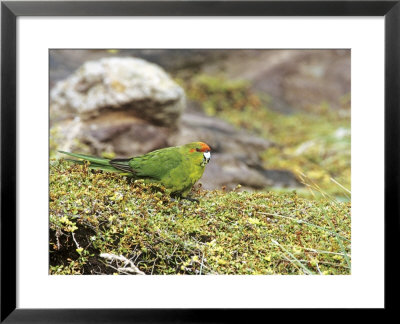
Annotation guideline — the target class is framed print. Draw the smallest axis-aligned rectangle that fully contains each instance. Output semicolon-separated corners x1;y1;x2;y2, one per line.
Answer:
1;0;399;321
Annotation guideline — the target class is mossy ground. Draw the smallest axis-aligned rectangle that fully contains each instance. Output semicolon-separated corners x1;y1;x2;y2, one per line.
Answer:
50;160;351;275
179;74;351;200
50;73;351;275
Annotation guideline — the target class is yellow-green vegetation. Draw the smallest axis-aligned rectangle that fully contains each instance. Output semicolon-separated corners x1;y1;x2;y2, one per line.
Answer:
50;160;351;275
182;75;351;199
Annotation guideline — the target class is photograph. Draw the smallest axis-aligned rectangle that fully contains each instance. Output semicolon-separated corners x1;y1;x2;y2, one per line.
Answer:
49;49;351;275
3;0;397;319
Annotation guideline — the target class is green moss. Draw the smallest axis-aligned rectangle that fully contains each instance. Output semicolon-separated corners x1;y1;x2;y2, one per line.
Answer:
50;160;351;275
49;126;62;158
182;74;351;199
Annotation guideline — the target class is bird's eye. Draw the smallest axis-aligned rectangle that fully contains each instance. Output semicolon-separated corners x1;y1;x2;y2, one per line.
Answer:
196;148;201;152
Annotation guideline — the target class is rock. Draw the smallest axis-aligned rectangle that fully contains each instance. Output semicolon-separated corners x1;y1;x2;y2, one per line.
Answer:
171;110;271;162
198;154;300;191
50;57;185;155
50;57;185;127
54;114;171;157
202;49;351;113
169;110;300;190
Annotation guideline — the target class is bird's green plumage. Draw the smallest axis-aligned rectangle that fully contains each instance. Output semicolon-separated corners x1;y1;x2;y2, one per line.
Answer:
59;142;211;197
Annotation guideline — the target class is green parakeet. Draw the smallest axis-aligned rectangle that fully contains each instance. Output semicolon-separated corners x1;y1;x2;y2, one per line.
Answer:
59;142;211;200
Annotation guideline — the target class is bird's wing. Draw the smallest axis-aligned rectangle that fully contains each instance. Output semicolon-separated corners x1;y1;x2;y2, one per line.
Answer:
108;159;133;173
110;147;182;180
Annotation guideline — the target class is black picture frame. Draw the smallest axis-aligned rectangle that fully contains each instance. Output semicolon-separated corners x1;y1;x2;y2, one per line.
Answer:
1;0;398;322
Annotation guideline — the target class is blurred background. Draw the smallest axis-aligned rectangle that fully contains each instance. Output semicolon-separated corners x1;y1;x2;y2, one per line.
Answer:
50;49;351;200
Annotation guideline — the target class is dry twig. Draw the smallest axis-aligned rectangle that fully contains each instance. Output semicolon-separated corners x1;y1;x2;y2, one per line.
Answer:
100;253;145;275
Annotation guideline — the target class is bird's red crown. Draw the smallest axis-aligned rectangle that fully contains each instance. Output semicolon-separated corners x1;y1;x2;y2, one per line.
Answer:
189;142;211;153
198;142;211;152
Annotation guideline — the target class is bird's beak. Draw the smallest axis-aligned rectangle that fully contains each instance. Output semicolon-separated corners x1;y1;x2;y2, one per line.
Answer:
203;151;211;164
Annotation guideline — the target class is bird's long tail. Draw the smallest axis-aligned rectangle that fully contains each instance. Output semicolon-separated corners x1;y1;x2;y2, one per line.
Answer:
58;151;125;173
